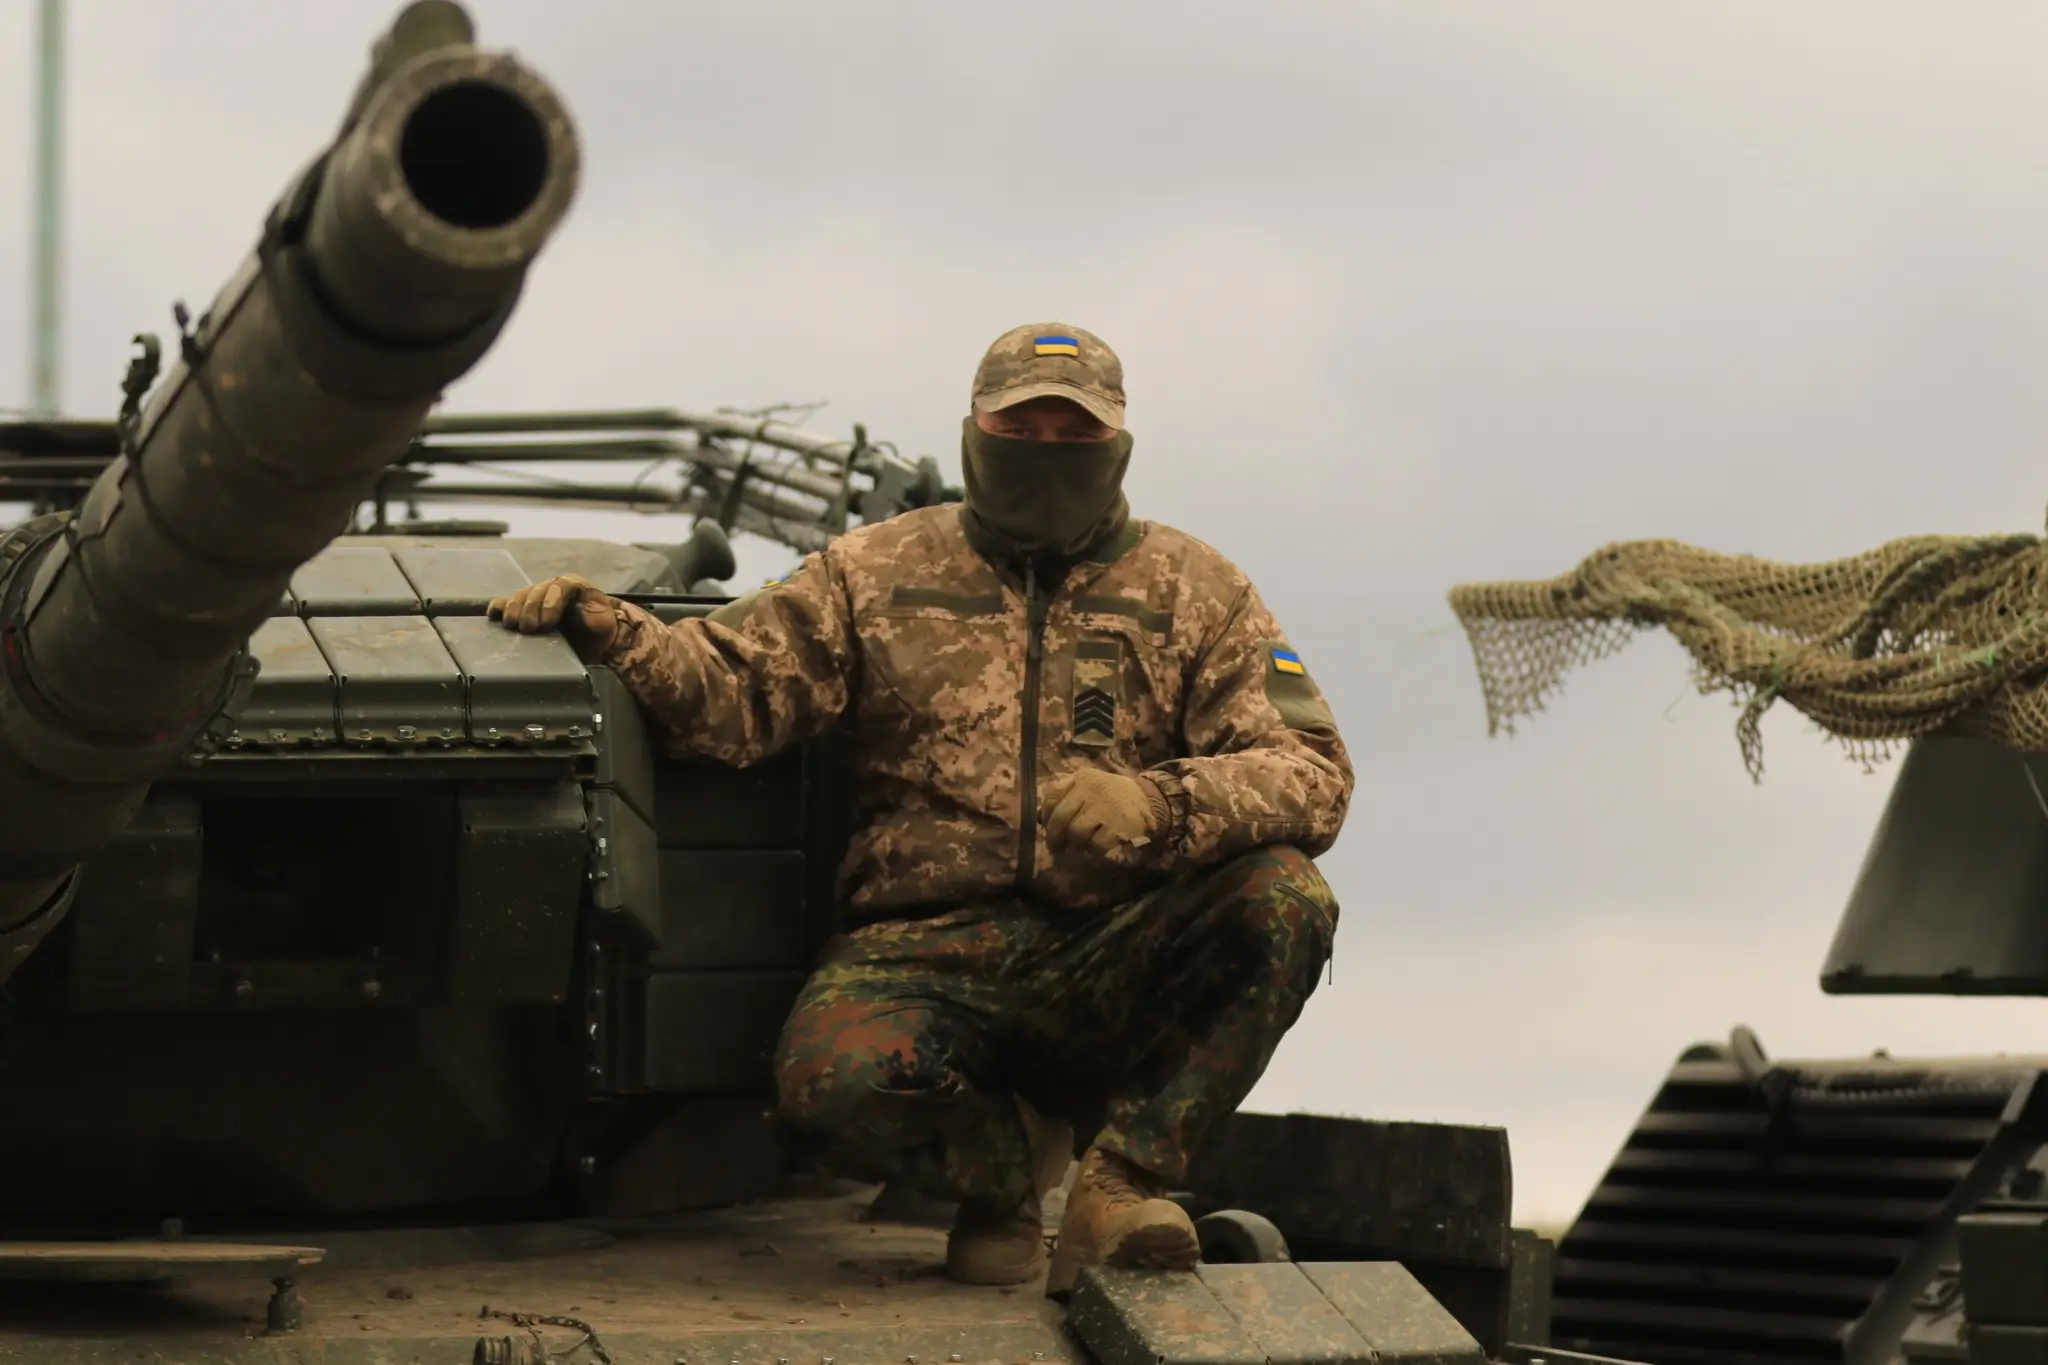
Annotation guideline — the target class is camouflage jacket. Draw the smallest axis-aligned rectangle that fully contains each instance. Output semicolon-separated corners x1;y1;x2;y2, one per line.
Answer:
598;507;1353;922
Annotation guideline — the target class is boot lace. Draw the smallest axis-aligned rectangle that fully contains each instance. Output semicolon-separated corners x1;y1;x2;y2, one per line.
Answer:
1083;1151;1150;1203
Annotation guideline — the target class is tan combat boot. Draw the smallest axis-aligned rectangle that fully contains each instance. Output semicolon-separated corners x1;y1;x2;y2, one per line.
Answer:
943;1097;1075;1286
1045;1147;1200;1298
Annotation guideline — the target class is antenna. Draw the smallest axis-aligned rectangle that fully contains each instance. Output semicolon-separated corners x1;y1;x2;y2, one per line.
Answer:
30;0;65;418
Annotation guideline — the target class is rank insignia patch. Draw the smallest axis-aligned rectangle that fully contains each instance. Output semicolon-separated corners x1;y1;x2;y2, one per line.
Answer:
1071;637;1122;748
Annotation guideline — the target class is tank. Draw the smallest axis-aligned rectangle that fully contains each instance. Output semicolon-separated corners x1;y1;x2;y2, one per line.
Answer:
0;8;1582;1361
1528;740;2048;1365
1443;551;2048;1362
0;412;1584;1365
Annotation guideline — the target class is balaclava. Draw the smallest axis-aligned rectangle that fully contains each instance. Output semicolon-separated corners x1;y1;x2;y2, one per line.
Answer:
961;322;1132;560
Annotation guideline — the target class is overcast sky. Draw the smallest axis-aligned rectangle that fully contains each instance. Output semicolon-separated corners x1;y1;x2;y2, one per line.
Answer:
8;1;2048;1225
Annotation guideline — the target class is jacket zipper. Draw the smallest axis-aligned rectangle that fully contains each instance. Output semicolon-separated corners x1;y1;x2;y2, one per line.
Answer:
1016;563;1048;891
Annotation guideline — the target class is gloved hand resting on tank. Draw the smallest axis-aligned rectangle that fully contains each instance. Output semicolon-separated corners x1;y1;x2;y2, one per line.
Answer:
1038;769;1170;861
487;574;623;663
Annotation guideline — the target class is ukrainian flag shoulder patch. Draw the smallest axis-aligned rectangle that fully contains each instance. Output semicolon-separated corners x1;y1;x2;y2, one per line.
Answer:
1271;646;1305;676
1034;335;1081;357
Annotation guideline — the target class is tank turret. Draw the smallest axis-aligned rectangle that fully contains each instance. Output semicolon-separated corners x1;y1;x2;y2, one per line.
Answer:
0;0;579;980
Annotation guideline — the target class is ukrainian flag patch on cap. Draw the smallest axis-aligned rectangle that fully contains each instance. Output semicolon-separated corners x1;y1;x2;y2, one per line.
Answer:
1034;335;1081;357
1271;647;1305;676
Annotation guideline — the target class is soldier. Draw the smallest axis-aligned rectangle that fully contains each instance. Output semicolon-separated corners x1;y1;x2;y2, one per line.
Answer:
489;323;1352;1296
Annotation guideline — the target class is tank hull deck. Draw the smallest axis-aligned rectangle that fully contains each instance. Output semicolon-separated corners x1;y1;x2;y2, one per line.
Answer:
0;1190;1076;1365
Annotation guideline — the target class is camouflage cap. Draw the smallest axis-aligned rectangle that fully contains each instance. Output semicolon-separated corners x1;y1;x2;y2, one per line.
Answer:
970;322;1126;430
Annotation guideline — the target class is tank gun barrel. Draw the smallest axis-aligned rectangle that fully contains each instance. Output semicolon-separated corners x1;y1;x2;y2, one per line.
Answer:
0;0;580;977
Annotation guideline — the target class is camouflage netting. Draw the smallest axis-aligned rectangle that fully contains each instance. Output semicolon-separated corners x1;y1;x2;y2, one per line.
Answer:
1446;532;2048;779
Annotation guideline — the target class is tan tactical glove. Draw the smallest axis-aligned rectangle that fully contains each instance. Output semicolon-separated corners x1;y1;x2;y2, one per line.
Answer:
1039;769;1171;860
486;574;623;663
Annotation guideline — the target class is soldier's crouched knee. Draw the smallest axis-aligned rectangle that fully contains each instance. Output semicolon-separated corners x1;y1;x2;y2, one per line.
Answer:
774;1036;959;1150
1210;844;1339;964
775;1048;858;1131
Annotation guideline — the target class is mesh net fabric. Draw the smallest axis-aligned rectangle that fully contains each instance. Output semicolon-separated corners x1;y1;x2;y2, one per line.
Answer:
1446;532;2048;779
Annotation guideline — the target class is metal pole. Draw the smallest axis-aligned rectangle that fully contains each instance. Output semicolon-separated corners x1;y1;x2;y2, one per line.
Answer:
31;0;64;418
